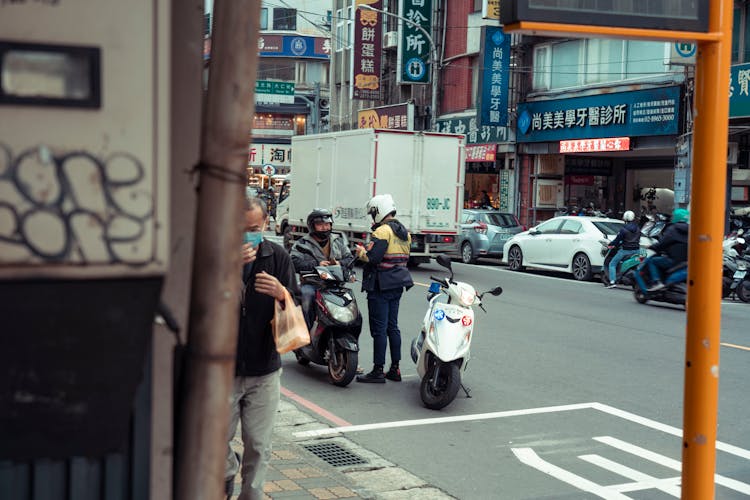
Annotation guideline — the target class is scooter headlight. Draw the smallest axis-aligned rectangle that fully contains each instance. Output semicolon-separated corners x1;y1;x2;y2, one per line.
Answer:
459;290;476;307
327;302;356;323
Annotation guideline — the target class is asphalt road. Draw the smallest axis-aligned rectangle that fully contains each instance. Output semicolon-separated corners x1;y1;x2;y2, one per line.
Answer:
278;258;750;499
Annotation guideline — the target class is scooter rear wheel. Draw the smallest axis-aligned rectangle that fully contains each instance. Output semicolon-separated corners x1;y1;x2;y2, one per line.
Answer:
420;361;461;410
737;280;750;303
328;348;358;387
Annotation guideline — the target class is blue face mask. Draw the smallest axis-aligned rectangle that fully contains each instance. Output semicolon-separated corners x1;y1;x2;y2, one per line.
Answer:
244;231;263;247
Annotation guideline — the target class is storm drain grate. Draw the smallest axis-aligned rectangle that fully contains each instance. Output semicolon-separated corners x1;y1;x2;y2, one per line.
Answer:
302;442;368;467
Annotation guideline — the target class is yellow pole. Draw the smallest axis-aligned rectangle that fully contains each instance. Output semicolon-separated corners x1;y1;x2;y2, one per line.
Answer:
682;0;732;497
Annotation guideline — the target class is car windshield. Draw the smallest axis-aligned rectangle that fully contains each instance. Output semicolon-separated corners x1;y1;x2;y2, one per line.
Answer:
592;221;624;235
484;213;518;227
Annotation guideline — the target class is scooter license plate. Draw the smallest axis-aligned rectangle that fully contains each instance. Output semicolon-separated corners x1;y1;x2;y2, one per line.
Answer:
733;270;746;279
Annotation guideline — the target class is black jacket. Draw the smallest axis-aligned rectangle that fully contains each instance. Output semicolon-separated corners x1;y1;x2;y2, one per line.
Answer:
650;221;689;262
237;239;300;376
611;222;640;250
290;232;355;278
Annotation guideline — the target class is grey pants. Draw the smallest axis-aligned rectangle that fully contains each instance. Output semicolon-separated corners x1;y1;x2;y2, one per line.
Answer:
225;370;281;500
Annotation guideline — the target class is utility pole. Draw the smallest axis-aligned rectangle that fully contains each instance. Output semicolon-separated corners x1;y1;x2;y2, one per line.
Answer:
175;1;261;499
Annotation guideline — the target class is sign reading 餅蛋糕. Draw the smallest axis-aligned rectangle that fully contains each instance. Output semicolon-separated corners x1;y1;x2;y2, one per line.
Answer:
516;86;681;143
478;26;510;127
353;0;383;100
436;116;510;145
398;0;433;85
559;137;630;153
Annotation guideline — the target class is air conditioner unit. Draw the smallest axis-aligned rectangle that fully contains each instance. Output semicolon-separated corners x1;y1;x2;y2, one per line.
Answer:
383;31;398;49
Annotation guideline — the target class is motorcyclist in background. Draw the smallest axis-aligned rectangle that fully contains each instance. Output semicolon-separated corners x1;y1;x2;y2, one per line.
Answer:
604;210;640;288
645;208;690;291
290;209;355;329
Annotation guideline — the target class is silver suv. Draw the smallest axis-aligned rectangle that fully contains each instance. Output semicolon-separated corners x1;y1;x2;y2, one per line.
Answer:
454;209;524;264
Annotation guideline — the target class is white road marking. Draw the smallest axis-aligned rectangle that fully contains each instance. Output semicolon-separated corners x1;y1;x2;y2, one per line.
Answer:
594;436;750;495
512;448;631;499
292;402;593;438
578;454;681;497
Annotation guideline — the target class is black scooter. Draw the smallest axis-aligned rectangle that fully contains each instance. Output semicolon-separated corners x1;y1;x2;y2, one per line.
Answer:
293;265;362;386
633;258;687;307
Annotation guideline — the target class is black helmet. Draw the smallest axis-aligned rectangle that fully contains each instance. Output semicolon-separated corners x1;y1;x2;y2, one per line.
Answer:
307;208;333;240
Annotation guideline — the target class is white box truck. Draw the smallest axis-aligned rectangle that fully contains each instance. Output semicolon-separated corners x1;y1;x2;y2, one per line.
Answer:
278;129;465;265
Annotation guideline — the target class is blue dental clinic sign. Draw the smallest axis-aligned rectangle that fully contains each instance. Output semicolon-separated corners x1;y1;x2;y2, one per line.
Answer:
478;26;510;127
516;86;681;143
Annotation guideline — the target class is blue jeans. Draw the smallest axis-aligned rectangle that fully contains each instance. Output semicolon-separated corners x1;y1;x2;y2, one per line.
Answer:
367;288;403;367
608;248;639;283
300;283;317;329
647;255;675;284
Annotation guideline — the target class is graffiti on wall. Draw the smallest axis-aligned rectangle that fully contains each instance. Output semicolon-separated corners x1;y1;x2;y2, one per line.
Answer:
0;143;155;266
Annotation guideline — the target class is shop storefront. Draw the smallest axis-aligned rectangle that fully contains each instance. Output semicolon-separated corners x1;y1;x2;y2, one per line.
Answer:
436;115;516;213
515;86;683;225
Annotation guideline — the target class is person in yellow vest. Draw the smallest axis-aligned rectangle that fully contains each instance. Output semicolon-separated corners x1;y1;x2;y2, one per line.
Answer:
354;194;413;383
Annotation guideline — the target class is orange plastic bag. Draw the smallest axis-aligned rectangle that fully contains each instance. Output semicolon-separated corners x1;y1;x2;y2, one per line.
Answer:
272;288;310;354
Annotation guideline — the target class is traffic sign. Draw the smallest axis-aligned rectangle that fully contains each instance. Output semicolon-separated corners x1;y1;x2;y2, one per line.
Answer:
262;164;276;176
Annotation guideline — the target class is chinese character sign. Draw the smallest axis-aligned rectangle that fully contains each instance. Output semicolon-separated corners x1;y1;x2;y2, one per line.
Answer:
516;86;681;143
436;116;509;144
357;103;414;130
730;63;750;118
478;26;510;127
353;0;383;100
398;0;433;84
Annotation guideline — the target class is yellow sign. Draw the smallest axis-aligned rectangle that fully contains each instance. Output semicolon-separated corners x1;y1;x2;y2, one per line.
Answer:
484;0;500;20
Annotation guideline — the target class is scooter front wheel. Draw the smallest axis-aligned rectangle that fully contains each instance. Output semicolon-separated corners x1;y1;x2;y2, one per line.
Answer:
634;288;648;304
294;350;311;366
328;348;358;387
420;361;461;410
737;279;750;303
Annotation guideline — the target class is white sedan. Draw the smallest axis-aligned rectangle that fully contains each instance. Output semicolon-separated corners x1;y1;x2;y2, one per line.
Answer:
502;216;624;281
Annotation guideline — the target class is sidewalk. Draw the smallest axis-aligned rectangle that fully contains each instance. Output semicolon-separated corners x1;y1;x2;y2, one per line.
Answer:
227;400;456;500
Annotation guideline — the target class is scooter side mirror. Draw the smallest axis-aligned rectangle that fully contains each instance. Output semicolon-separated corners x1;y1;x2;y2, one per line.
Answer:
436;254;452;270
488;286;503;296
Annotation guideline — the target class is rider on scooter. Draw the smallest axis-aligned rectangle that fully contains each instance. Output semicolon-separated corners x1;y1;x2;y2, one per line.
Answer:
604;210;640;288
290;209;355;328
643;208;690;292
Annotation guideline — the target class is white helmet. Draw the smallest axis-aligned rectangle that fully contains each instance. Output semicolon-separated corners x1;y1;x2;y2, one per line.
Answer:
366;194;396;224
623;210;635;222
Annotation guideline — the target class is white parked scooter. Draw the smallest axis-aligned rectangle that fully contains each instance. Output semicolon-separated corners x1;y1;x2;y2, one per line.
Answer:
410;255;503;410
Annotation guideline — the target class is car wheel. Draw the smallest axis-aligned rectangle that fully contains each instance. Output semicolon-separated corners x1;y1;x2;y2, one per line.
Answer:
461;242;476;264
572;253;592;281
507;246;524;271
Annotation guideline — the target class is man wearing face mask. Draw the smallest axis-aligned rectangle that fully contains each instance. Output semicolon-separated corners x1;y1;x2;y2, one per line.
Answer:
290;208;355;329
225;196;300;499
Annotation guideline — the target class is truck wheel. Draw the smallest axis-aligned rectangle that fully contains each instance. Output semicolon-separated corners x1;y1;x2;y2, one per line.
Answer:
282;226;293;251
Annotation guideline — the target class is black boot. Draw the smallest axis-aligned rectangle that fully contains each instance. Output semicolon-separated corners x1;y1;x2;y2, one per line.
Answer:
357;365;386;383
385;364;401;382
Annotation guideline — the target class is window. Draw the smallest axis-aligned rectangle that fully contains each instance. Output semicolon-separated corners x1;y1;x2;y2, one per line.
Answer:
550;40;583;89
624;41;666;79
559;219;582;234
585;39;624;84
535;219;561;234
256;60;295;81
335;9;345;51
347;5;353;48
533;45;550;90
296;61;329;86
273;8;297;31
471;57;480;106
473;0;483;12
259;8;268;30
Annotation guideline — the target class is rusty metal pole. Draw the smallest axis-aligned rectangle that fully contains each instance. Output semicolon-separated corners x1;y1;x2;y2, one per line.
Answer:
682;0;732;497
175;1;261;499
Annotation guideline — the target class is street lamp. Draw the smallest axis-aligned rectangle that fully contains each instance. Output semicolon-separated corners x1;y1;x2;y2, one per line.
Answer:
358;4;439;131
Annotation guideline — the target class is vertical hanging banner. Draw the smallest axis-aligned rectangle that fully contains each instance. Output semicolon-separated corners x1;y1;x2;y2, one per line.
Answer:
478;26;510;127
353;0;383;100
397;0;433;84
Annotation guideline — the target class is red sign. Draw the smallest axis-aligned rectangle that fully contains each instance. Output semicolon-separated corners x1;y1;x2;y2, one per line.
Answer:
567;175;595;185
353;0;383;100
465;143;497;162
559;137;630;153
